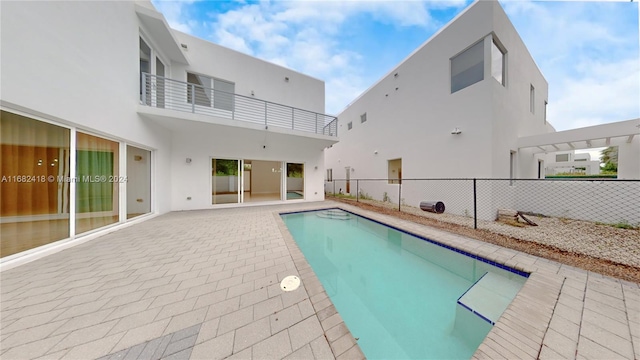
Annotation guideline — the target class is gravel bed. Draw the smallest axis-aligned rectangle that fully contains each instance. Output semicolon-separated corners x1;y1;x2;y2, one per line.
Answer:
331;196;640;282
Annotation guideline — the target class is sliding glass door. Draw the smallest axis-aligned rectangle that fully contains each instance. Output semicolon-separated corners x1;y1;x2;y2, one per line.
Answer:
286;163;304;200
1;111;70;257
212;158;240;204
76;132;119;234
242;160;281;203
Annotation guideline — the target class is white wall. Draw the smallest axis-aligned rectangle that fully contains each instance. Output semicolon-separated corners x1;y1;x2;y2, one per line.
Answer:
127;146;152;214
287;178;304;192
170;121;326;210
489;2;550;179
326;1;496;181
324;1;550;182
171;32;325;115
250;161;281;195
618;138;640;180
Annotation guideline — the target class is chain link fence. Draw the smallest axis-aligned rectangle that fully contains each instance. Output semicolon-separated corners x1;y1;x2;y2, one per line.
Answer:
324;178;640;229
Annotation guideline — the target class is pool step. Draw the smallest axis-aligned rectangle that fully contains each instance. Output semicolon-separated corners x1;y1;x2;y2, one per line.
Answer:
316;210;352;220
456;272;523;325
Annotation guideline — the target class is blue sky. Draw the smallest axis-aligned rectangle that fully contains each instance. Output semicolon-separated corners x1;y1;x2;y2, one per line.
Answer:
152;0;639;132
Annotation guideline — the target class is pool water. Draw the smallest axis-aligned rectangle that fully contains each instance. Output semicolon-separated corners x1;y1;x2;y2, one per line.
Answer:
281;209;527;359
286;191;304;200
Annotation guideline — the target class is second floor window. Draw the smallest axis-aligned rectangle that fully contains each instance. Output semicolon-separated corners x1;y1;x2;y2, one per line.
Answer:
187;73;235;111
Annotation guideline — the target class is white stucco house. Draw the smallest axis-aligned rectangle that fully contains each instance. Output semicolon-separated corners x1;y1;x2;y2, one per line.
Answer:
323;0;639;192
324;0;551;190
0;1;337;262
542;151;600;176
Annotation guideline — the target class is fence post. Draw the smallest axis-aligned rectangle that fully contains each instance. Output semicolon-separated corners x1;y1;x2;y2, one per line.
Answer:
356;180;359;202
398;182;402;211
333;181;335;196
473;178;477;229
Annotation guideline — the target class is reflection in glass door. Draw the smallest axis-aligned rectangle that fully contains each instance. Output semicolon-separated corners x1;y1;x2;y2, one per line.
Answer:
212;158;240;204
286;163;304;200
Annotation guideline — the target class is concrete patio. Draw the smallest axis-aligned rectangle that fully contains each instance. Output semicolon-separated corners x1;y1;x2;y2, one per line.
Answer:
1;201;638;359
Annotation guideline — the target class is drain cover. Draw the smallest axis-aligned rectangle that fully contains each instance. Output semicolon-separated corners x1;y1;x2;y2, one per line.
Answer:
280;275;300;292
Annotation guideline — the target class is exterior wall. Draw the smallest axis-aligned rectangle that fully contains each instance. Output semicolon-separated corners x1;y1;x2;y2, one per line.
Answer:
325;1;499;186
1;0;331;262
1;0;173;214
325;0;549;189
618;137;640;179
170;123;326;211
489;2;550;179
171;32;325;114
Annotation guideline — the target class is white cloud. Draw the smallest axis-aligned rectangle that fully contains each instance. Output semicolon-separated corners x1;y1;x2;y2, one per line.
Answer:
503;0;639;130
152;0;196;33
202;0;469;113
154;0;639;126
550;58;640;130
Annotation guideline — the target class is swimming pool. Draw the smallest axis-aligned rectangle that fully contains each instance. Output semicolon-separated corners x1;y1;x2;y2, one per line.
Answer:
281;209;528;359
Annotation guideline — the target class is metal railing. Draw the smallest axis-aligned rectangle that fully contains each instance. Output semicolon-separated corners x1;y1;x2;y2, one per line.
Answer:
141;73;338;137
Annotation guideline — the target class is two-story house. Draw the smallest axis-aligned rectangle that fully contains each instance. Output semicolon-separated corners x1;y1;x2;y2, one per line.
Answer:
1;1;338;259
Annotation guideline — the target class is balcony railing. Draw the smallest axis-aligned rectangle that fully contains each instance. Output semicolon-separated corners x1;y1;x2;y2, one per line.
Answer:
141;73;338;137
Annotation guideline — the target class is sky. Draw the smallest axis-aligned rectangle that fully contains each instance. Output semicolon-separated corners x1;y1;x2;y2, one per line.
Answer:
152;0;640;136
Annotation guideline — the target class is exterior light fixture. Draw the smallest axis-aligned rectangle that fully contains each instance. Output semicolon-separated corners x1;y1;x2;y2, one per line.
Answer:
451;127;462;135
186;158;192;163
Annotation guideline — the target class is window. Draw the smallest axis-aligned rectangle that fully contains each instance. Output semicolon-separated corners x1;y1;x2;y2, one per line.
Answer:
187;73;212;107
491;39;505;85
187;73;235;111
530;85;535;114
140;37;151;105
347;122;352;130
326;169;333;182
575;159;586;162
544;101;548;124
451;40;484;93
1;111;70;258
556;154;569;162
76;132;120;234
388;158;402;184
360;113;367;123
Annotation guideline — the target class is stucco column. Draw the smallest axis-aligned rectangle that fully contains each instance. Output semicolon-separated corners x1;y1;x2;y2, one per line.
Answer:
617;138;640;179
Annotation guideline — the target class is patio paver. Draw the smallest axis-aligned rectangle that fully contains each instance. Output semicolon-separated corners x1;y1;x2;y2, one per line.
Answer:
1;201;638;359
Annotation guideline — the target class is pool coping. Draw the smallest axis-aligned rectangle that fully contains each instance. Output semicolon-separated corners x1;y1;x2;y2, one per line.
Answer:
274;203;566;359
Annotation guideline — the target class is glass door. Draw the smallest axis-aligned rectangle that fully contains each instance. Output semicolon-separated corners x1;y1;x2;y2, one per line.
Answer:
212;158;241;204
286;163;304;200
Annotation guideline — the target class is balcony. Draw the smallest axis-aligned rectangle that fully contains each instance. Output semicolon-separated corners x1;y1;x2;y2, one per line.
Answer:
140;73;338;137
